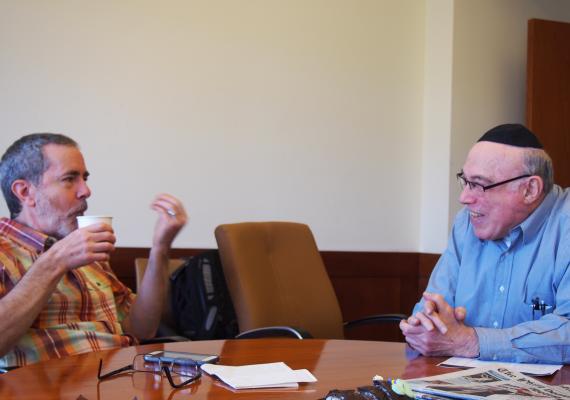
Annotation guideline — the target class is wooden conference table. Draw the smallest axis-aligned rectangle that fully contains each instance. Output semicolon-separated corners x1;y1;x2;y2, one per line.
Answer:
0;339;568;400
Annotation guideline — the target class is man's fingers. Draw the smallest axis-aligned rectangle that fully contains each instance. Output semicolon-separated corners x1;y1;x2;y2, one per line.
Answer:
89;241;116;254
151;193;187;222
88;231;116;245
404;335;429;356
425;311;448;335
423;292;455;318
400;319;427;335
424;300;436;315
455;306;467;322
419;295;450;334
423;292;446;308
415;312;435;332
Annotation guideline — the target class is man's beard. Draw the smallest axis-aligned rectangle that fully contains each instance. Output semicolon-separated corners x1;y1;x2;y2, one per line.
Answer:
35;194;88;239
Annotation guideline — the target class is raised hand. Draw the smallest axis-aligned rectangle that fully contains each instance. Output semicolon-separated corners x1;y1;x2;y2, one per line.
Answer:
121;193;187;339
150;193;188;250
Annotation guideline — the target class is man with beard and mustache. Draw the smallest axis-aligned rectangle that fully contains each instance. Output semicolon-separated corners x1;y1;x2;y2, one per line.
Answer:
0;133;187;369
400;124;570;364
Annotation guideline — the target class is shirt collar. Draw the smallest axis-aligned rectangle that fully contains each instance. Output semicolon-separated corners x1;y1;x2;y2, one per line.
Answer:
0;217;56;253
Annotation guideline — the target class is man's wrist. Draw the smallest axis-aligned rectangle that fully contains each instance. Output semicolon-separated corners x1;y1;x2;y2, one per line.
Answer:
35;250;68;279
147;246;170;272
149;243;170;256
150;235;173;251
461;327;480;358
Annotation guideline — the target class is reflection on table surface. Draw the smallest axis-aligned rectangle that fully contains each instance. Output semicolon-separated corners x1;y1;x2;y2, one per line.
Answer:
0;339;567;400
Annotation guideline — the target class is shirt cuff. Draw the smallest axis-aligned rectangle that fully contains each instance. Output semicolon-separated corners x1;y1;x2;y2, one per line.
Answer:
474;327;513;361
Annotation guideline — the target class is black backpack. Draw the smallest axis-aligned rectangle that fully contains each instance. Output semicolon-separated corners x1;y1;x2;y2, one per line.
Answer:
170;250;239;340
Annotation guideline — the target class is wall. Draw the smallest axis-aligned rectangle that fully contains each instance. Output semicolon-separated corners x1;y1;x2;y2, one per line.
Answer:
0;0;424;251
1;1;570;254
419;0;454;252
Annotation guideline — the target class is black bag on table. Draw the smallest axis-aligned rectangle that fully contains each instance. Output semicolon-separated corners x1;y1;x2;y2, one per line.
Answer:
170;250;238;340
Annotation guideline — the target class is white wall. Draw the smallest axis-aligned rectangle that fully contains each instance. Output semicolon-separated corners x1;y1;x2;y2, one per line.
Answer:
2;1;570;253
419;0;454;253
0;1;425;250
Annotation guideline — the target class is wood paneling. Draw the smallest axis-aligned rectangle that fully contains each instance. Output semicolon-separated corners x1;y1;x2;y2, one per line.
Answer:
110;248;440;341
419;253;440;296
527;19;570;188
322;251;418;341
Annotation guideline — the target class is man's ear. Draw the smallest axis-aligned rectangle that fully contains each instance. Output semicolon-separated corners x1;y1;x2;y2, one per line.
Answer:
11;179;36;208
523;176;544;204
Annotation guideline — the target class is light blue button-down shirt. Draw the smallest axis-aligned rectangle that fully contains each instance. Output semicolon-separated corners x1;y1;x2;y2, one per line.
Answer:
414;185;570;363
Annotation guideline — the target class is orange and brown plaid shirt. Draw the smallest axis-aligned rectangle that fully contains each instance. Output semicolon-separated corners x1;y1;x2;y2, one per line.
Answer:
0;218;136;367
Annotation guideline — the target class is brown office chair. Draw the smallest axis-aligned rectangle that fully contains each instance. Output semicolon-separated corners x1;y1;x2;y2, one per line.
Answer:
134;257;187;340
215;222;405;339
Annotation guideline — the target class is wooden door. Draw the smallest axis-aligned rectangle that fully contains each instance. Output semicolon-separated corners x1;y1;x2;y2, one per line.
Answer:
527;19;570;188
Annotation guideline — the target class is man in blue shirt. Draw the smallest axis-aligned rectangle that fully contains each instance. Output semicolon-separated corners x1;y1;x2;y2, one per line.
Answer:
400;124;570;363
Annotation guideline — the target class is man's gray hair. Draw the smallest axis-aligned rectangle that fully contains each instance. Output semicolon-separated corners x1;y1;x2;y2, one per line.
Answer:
0;133;78;219
522;148;554;194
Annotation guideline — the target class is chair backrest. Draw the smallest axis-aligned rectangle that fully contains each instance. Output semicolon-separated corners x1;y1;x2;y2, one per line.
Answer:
134;257;185;328
214;222;345;339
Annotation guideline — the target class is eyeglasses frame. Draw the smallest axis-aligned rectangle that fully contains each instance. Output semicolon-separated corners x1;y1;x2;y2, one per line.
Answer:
456;171;531;192
97;355;202;389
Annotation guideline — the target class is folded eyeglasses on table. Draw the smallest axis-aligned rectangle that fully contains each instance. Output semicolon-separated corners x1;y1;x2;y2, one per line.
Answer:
97;354;201;389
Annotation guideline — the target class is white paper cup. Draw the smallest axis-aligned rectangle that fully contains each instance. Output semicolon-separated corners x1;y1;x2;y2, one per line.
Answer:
77;215;113;229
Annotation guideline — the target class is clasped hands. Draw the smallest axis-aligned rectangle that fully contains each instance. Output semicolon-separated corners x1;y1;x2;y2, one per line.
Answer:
399;292;479;358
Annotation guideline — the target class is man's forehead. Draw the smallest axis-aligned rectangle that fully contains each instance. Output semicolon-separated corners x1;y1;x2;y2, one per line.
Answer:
41;144;88;174
463;142;524;177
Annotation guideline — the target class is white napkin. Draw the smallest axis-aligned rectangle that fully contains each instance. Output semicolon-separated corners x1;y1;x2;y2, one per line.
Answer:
201;362;317;389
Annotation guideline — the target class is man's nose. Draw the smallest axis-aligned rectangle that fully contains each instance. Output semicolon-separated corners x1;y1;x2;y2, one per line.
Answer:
78;180;91;199
459;185;475;205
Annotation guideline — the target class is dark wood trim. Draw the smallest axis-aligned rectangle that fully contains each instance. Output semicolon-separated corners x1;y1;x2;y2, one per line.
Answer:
109;247;211;291
110;247;440;341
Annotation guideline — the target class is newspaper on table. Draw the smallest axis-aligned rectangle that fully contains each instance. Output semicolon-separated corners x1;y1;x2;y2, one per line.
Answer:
405;366;570;399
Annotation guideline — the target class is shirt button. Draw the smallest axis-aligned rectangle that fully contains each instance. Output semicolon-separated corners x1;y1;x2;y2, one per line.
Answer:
499;285;505;293
493;321;498;328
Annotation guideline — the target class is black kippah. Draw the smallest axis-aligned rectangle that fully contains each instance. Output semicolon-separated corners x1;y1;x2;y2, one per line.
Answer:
477;123;543;149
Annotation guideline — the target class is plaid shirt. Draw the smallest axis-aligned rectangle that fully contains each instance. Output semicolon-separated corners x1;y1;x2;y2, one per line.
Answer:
0;218;136;367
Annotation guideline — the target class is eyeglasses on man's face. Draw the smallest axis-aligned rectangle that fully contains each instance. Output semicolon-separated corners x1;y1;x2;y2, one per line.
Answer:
97;354;201;389
456;171;531;193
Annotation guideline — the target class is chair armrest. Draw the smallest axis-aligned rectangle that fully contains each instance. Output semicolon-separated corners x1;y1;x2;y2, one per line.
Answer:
235;326;313;339
344;313;407;330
